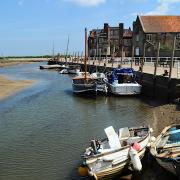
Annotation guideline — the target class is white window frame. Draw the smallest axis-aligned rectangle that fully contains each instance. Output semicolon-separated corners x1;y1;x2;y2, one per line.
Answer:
135;47;140;56
146;34;152;41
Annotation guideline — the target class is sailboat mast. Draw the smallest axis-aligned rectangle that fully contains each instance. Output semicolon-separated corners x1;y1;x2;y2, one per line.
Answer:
52;41;55;60
65;36;69;65
85;28;87;79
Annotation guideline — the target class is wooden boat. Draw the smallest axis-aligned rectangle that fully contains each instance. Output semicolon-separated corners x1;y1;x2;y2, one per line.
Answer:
104;68;141;95
150;124;180;177
72;76;98;94
72;28;99;95
80;126;151;179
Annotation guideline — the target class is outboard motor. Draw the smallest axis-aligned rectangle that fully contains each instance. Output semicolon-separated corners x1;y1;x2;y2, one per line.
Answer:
91;140;101;154
91;140;98;154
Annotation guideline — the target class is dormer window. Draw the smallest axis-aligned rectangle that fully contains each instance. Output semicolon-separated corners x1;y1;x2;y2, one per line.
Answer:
146;34;152;41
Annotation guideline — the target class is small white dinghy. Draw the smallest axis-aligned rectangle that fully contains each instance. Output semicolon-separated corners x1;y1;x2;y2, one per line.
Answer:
79;126;152;179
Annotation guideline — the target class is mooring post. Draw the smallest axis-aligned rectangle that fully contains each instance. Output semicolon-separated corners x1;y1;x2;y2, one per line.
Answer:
169;33;176;79
153;41;160;97
131;45;134;68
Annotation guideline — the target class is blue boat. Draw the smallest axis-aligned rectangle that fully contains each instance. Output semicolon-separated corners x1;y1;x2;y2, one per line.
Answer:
104;68;141;95
150;124;180;177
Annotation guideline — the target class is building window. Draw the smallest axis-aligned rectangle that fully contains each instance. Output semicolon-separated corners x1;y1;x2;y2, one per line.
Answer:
114;39;118;44
99;38;103;43
114;30;118;36
146;34;152;41
136;34;139;42
177;33;180;39
147;47;151;52
135;47;140;56
110;30;114;36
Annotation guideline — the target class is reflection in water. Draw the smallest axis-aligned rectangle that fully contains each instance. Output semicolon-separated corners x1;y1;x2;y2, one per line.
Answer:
0;63;171;180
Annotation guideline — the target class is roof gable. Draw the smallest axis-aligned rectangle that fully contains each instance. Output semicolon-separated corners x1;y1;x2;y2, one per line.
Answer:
139;16;180;33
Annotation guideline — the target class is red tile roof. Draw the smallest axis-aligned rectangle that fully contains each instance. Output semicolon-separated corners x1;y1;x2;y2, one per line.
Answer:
139;16;180;33
123;29;132;38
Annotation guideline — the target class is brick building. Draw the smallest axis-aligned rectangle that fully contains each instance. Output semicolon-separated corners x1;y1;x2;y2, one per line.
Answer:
88;23;132;58
133;15;180;57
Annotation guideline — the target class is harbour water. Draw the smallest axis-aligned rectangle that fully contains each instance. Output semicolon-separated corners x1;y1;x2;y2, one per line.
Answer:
0;63;159;180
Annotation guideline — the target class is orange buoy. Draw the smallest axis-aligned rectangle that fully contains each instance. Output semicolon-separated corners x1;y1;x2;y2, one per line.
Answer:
78;165;88;176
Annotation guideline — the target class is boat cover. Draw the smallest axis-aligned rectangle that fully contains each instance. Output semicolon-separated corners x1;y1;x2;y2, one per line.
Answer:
112;68;134;76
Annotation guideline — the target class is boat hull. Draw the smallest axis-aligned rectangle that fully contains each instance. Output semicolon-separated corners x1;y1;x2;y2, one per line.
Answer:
105;80;141;95
150;124;180;177
39;64;65;70
156;157;179;176
90;148;146;179
84;127;151;179
72;82;97;95
68;69;80;74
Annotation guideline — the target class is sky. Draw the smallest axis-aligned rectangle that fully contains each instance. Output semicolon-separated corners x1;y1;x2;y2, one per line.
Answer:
0;0;180;56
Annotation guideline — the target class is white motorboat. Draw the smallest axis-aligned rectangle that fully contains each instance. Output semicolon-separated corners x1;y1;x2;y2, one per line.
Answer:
104;68;141;95
67;65;81;74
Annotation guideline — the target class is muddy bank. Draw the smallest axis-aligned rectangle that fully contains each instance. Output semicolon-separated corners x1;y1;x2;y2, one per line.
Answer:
0;75;35;100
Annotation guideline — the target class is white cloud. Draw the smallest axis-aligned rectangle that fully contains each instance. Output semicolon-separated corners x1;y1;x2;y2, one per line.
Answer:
145;0;180;15
145;2;169;15
18;0;24;6
64;0;106;6
158;0;180;2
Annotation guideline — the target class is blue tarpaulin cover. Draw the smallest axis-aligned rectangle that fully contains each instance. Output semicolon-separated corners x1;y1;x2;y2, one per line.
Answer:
108;68;135;83
112;68;134;76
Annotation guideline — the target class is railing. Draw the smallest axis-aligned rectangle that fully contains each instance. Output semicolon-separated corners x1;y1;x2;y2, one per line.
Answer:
88;57;180;68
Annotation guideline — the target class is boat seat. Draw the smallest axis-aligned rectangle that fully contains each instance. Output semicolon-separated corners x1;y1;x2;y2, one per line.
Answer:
119;127;130;141
104;126;121;150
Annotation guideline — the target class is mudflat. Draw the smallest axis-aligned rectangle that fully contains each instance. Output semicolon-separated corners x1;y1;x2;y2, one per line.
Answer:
0;75;35;100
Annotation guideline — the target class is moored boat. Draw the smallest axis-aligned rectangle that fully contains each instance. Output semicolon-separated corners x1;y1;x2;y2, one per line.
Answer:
72;28;102;95
150;124;180;177
67;65;81;74
72;75;98;94
104;68;141;95
39;64;65;70
91;72;107;94
80;126;152;179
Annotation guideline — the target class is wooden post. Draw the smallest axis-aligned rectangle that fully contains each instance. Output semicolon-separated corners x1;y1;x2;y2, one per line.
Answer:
121;43;123;66
74;52;76;63
85;28;87;80
81;52;83;63
77;52;79;63
169;34;176;79
112;44;115;67
141;42;146;73
131;45;134;68
154;41;160;76
96;32;99;62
